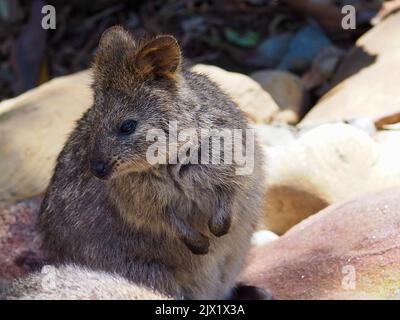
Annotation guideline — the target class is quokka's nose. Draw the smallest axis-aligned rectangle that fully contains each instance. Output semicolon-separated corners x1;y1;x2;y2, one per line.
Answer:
90;160;110;179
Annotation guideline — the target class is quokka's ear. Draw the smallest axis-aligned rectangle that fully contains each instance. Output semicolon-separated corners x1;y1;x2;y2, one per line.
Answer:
94;26;135;70
133;35;181;80
98;26;134;51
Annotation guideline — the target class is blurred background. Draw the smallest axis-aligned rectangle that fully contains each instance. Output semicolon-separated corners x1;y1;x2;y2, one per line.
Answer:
0;0;393;116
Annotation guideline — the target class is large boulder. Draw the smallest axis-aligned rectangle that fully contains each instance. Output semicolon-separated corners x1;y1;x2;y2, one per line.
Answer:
240;187;400;300
253;124;296;147
0;65;279;204
0;71;93;204
0;197;43;281
301;12;400;125
251;70;305;124
192;64;279;124
263;123;400;234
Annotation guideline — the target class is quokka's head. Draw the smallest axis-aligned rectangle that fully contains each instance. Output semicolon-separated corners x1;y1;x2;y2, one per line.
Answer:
88;26;197;180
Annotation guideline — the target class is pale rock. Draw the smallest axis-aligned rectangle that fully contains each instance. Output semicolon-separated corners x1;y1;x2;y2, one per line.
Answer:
263;123;400;234
253;124;296;147
272;109;299;125
0;71;92;203
251;70;305;124
251;230;279;247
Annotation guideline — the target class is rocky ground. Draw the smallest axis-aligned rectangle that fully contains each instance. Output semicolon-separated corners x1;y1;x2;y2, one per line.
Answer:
1;4;400;300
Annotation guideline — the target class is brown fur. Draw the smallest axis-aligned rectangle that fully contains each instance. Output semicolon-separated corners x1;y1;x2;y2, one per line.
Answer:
1;265;170;300
39;26;265;299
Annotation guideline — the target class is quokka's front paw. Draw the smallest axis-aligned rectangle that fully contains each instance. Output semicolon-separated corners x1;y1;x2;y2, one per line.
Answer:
181;233;210;255
171;212;210;255
208;213;231;237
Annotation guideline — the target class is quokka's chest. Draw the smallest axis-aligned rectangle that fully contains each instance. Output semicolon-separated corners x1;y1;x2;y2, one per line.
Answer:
107;173;230;256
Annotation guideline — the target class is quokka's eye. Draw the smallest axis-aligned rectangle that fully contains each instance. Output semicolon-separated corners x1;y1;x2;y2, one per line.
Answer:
119;119;137;135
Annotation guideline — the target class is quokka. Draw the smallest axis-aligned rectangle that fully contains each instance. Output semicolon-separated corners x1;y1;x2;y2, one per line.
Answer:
38;26;266;299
